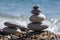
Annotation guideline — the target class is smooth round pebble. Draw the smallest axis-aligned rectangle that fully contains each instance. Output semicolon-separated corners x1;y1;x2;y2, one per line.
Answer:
30;14;45;22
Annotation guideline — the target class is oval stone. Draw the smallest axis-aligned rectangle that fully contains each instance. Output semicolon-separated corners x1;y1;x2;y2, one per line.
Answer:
33;5;40;9
31;9;41;15
30;14;45;22
28;23;48;31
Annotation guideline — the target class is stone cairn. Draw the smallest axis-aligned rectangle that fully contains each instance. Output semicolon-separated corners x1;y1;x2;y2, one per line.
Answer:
26;5;59;40
24;5;60;40
3;21;21;34
0;21;29;40
28;5;48;31
1;21;21;40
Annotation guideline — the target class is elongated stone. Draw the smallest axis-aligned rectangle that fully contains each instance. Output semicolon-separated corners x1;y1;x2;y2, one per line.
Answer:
3;27;21;34
30;14;45;22
28;23;48;31
4;21;19;28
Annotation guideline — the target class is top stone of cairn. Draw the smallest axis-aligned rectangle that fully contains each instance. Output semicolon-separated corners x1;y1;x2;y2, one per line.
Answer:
33;5;39;9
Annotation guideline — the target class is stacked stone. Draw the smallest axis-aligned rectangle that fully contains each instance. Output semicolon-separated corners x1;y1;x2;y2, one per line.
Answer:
28;5;48;31
3;21;21;34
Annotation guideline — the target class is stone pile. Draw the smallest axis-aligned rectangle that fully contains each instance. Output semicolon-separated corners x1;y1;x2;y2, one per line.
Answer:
28;5;48;31
3;21;21;34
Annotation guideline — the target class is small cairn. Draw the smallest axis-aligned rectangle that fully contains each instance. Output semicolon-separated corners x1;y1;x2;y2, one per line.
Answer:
1;21;22;40
28;5;48;31
3;21;21;34
3;21;29;40
25;6;49;40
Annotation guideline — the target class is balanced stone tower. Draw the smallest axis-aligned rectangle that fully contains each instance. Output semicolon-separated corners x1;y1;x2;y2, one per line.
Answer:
28;5;48;31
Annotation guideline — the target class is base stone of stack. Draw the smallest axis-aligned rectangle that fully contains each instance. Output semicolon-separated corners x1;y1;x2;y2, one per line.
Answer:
28;23;48;31
3;27;21;34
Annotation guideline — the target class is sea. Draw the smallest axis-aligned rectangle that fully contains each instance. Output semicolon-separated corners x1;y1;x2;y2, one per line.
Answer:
0;0;60;34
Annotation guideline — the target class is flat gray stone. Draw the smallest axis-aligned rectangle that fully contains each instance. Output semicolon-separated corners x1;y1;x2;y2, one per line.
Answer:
4;21;19;28
31;9;40;15
28;23;48;31
3;27;21;33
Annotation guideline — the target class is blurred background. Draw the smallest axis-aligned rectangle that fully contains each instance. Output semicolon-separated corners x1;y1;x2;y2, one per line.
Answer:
0;0;60;34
